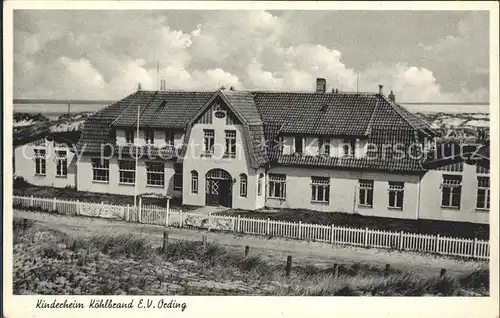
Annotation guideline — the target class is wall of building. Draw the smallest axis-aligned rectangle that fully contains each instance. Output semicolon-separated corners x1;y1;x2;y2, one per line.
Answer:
281;136;367;158
14;141;76;188
181;106;259;210
115;128;184;147
76;155;179;198
265;166;420;219
419;162;489;224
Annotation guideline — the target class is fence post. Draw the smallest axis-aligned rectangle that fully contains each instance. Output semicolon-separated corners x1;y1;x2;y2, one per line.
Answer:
398;231;404;250
473;238;478;258
76;200;80;215
330;224;335;244
245;246;250;257
165;207;170;227
297;221;302;239
285;256;292;277
266;218;270;235
435;234;440;254
162;231;169;254
53;197;57;212
364;227;369;247
125;204;129;221
30;195;34;208
208;212;212;231
180;210;183;228
237;215;241;233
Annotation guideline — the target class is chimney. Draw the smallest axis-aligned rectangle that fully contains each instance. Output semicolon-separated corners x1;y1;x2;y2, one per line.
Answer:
388;90;395;102
229;86;234;91
378;84;384;95
316;78;326;94
138;83;142;91
160;80;166;91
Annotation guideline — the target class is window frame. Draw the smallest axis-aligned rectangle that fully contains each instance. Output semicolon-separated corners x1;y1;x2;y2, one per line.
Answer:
311;176;330;203
173;163;183;191
190;170;198;194
294;136;304;155
388;181;404;210
343;138;356;157
34;148;46;176
146;161;165;187
358;179;374;207
268;173;287;199
239;173;248;197
125;129;135;144
224;130;237;158
441;174;462;209
165;130;175;147
118;160;136;185
476;176;490;211
144;129;155;145
55;150;68;177
318;138;331;157
91;158;110;183
203;129;215;156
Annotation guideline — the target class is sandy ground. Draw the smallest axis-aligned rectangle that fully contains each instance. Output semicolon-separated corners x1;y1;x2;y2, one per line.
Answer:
13;209;487;276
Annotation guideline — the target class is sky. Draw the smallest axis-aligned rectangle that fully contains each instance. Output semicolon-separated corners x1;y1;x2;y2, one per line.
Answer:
14;10;490;102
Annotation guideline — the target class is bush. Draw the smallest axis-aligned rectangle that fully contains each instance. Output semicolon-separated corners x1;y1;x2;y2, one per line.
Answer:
13;176;30;189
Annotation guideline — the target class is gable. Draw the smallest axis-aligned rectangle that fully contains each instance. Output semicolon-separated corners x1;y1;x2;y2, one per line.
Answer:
193;96;242;125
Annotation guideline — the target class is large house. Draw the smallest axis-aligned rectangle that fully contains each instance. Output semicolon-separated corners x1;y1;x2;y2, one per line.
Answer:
14;78;490;224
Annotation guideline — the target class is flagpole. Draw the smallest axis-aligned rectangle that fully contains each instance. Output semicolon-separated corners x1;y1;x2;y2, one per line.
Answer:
134;84;141;210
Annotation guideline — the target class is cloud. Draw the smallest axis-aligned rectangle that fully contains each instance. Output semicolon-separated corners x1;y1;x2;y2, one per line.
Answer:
14;10;489;102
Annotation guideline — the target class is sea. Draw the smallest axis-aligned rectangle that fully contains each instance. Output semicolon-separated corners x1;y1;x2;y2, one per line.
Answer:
13;101;490;120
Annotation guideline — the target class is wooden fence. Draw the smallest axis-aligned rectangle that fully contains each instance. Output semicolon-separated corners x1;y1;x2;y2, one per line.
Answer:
13;195;490;260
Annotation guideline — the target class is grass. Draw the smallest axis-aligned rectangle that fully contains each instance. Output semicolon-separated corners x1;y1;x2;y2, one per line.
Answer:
217;209;489;240
13;217;489;296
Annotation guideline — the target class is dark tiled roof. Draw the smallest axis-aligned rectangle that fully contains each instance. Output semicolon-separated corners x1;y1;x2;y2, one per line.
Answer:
253;92;377;136
276;154;424;173
77;89;437;173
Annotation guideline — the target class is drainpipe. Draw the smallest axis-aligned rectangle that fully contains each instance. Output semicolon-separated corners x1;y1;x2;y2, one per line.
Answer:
416;174;421;220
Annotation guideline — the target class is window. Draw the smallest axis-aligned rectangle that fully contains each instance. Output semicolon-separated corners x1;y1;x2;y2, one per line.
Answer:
240;173;248;197
269;174;286;199
165;131;175;147
257;173;264;196
358;179;374;207
56;150;67;177
145;129;154;145
119;160;135;184
343;139;356;157
146;162;164;187
225;130;237;158
311;177;330;203
294;137;303;154
173;163;183;191
388;182;404;209
34;149;46;175
191;170;198;194
476;176;490;210
203;130;215;155
125;129;134;144
441;175;462;208
91;158;109;182
318;138;331;157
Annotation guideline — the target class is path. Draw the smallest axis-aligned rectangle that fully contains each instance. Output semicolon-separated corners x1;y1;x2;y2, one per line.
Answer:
13;210;486;276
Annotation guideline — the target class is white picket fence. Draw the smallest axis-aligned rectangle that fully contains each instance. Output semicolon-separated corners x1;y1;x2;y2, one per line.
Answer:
13;195;490;260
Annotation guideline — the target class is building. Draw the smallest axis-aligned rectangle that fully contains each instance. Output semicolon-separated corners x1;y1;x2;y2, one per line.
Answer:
14;79;491;224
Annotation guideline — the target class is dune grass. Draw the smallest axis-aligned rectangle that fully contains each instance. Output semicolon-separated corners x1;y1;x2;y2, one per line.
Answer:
13;218;489;296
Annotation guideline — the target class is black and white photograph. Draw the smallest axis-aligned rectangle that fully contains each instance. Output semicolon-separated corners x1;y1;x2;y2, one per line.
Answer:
3;2;499;317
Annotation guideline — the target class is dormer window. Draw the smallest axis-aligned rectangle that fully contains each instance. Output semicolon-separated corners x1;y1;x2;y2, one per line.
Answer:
165;131;174;147
125;129;134;144
145;129;154;145
318;138;330;157
294;137;304;155
343;138;356;157
214;103;226;119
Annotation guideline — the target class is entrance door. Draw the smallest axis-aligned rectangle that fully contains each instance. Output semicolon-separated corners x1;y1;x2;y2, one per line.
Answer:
205;169;232;207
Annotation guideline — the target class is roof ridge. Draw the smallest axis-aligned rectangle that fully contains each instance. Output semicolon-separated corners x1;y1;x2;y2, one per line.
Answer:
378;94;431;131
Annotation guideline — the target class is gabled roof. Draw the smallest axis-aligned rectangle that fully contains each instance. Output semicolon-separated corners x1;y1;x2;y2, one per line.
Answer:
76;88;436;173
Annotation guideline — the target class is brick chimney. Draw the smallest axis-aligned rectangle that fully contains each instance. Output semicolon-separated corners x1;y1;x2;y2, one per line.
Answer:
388;90;395;102
138;83;142;91
316;78;326;93
378;84;384;95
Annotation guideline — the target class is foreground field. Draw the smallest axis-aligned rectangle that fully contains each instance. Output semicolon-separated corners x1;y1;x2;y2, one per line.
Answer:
13;217;489;296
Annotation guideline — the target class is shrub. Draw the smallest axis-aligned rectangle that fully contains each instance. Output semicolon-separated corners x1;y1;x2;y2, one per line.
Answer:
13;176;31;189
